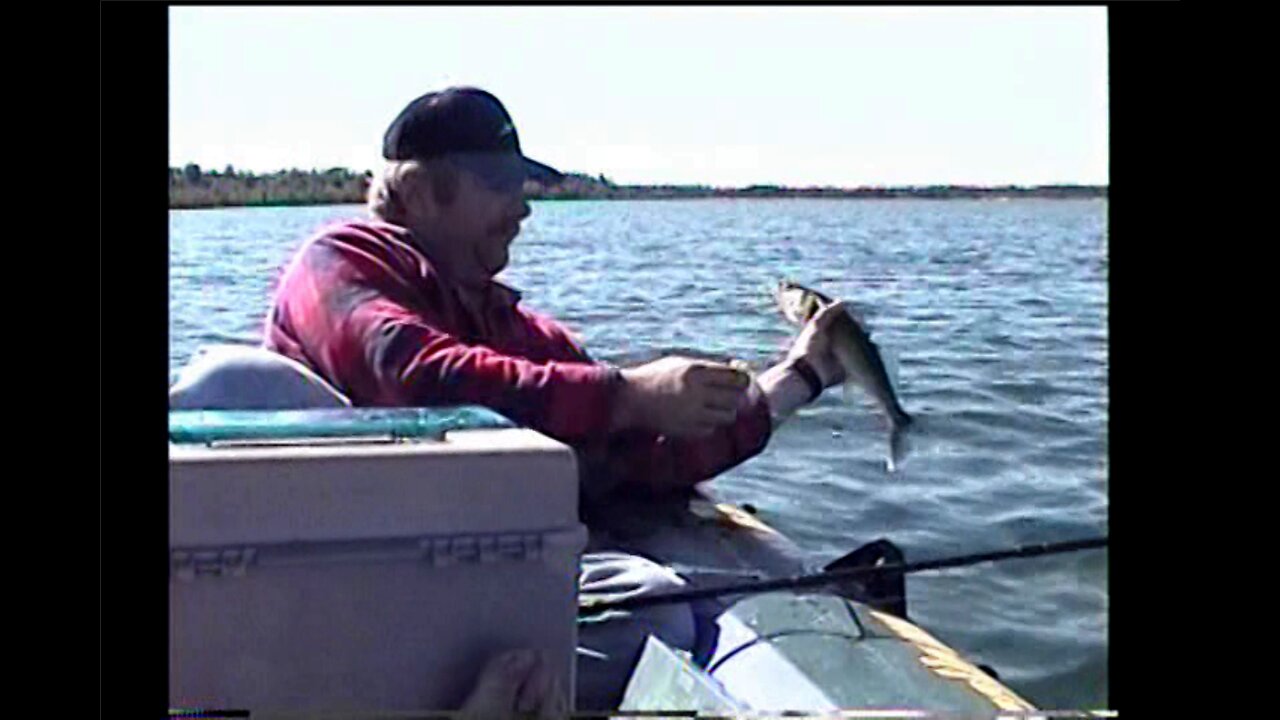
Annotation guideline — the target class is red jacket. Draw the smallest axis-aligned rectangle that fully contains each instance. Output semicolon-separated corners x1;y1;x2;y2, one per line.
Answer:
265;218;772;494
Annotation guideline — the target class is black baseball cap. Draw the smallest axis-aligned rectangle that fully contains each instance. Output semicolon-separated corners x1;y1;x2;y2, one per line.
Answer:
382;87;564;190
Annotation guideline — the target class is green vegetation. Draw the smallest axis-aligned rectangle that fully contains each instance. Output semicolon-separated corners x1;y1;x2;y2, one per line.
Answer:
169;164;1107;209
538;176;1108;200
170;165;373;209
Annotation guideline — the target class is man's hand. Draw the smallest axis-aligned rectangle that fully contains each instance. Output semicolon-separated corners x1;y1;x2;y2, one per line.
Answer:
612;356;752;437
785;299;853;388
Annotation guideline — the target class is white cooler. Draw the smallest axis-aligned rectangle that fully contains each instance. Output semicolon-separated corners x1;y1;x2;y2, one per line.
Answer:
169;410;586;713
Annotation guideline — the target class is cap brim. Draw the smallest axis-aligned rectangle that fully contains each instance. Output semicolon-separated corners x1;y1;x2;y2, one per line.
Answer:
450;152;565;191
523;157;564;185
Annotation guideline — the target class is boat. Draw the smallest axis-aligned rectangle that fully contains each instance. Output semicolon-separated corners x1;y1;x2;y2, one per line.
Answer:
584;482;1037;713
168;403;1038;715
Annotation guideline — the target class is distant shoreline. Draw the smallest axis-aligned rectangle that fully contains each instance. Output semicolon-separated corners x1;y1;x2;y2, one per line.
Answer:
169;165;1107;210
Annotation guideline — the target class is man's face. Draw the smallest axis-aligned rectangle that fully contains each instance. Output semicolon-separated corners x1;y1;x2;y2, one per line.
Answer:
413;154;531;285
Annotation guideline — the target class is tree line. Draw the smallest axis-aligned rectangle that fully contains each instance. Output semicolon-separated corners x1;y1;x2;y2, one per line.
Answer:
170;164;1106;209
170;165;373;208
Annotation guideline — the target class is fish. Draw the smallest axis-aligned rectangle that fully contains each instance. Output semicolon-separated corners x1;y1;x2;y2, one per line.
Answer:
773;280;913;471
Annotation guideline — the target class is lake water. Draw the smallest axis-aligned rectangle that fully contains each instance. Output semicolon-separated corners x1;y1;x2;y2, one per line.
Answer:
169;198;1109;709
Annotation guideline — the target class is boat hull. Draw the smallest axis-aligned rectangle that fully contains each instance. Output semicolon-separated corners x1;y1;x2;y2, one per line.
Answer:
585;489;1037;713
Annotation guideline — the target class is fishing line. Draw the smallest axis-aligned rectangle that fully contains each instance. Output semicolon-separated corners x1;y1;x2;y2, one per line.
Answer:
578;536;1107;616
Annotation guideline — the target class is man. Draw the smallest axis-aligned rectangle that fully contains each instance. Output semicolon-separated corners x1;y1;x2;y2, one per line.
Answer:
261;86;851;712
265;86;849;498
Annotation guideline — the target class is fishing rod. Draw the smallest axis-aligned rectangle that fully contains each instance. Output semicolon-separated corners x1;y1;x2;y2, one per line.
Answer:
578;536;1107;616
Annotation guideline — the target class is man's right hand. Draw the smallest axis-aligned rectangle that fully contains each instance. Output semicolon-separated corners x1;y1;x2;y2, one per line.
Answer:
612;356;752;437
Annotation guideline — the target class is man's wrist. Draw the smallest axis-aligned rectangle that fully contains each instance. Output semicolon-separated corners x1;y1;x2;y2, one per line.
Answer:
758;362;820;428
786;357;825;403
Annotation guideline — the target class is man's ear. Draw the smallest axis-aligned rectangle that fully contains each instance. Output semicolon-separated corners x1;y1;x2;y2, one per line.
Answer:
399;169;439;224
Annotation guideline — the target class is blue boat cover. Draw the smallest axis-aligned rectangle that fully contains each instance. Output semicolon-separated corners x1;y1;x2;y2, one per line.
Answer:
169;406;515;444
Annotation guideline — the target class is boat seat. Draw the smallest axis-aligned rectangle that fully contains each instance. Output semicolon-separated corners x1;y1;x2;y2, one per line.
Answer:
169;344;352;410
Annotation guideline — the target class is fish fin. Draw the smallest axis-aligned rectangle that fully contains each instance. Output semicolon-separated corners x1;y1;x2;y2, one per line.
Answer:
886;423;912;473
882;346;902;395
808;283;837;306
845;303;871;328
842;379;860;404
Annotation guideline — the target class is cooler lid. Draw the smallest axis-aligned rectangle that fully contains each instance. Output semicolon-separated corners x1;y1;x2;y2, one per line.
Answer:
169;407;582;547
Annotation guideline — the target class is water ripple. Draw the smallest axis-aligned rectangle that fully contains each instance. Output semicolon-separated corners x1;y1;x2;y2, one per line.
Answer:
170;198;1108;708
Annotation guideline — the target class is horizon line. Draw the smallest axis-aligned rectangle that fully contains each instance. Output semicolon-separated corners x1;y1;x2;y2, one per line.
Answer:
168;164;1107;191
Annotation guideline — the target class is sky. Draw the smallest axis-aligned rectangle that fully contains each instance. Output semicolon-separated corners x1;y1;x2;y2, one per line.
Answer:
169;6;1108;188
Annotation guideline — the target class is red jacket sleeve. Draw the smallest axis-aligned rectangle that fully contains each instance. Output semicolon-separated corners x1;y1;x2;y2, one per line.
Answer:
352;296;622;442
267;223;773;494
574;385;774;496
